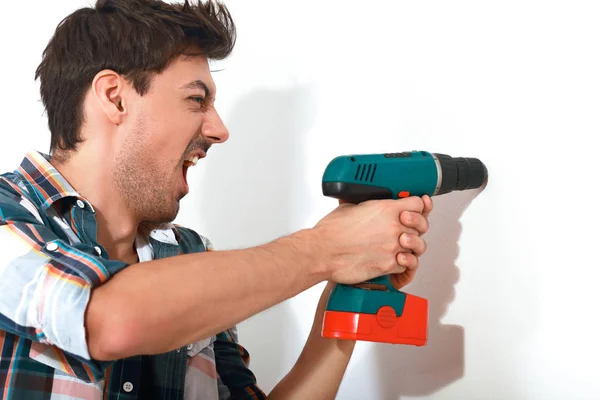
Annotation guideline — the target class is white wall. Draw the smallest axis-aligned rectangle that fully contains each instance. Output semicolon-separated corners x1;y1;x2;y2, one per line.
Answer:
2;1;599;399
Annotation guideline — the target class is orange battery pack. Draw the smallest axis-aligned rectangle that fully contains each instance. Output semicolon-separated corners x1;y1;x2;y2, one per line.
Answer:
321;292;428;346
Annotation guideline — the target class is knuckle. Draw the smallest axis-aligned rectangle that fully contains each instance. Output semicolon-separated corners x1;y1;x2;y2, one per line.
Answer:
413;197;425;211
384;240;399;254
406;233;417;248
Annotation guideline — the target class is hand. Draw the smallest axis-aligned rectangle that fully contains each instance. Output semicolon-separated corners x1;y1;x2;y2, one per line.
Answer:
390;195;433;289
312;195;429;285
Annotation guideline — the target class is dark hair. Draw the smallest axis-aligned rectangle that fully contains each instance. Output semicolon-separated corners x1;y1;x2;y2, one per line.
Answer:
35;0;236;156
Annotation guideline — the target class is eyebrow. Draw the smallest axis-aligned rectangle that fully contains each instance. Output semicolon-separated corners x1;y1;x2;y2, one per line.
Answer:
180;79;212;98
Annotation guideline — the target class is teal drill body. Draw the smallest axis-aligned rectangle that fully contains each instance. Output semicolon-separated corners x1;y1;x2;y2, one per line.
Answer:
320;150;487;345
322;151;440;201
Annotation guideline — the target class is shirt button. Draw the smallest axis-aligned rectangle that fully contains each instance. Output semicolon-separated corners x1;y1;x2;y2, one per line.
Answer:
94;246;102;256
46;243;59;252
187;344;193;350
76;200;85;209
123;382;133;392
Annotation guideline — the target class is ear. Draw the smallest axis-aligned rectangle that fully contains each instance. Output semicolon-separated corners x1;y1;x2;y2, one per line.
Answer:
91;69;127;125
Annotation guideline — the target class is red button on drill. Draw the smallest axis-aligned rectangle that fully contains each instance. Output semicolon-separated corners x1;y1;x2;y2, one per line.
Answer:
398;191;410;198
376;306;397;328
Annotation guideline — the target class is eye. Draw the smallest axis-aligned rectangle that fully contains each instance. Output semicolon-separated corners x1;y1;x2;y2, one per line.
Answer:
190;96;205;104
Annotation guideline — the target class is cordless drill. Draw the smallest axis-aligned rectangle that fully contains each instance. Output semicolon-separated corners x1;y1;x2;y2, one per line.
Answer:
320;151;487;346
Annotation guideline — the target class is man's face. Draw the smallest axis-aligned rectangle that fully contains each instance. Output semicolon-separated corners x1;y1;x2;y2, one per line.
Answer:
113;54;228;225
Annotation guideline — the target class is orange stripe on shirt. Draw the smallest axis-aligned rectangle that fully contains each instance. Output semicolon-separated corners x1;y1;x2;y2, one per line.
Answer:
103;365;113;400
27;152;73;196
28;223;45;243
0;331;5;354
51;345;76;377
82;363;96;384
3;223;44;255
46;262;87;289
56;246;108;283
245;385;260;400
0;177;28;199
70;209;79;236
17;166;52;203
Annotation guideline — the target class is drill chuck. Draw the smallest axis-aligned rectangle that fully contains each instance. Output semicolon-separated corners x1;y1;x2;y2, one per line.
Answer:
433;154;488;196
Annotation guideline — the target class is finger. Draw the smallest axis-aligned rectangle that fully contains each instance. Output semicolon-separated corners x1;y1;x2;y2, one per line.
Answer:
422;195;433;219
400;233;427;257
389;269;417;289
396;196;425;214
398;225;419;240
396;252;419;270
400;211;430;236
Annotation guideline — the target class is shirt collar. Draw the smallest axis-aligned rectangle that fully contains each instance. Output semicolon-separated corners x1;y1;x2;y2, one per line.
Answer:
149;223;181;245
16;149;88;211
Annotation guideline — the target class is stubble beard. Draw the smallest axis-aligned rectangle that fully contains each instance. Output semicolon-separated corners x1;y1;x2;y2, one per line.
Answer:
113;131;180;228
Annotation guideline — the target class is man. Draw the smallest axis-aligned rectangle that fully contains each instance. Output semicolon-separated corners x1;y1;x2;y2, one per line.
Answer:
0;0;432;399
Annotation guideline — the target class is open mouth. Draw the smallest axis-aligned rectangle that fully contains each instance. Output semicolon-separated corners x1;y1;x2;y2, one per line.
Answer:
182;155;201;188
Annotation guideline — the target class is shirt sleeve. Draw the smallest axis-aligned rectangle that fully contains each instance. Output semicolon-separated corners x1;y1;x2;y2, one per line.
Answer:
214;326;267;400
0;181;128;365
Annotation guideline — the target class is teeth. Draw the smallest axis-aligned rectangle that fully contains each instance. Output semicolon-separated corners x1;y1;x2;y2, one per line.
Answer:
185;156;199;166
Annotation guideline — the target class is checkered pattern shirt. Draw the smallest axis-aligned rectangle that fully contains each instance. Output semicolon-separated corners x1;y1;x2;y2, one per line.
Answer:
0;150;266;399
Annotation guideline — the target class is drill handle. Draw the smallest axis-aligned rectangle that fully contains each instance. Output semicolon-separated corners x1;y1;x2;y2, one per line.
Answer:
322;182;394;204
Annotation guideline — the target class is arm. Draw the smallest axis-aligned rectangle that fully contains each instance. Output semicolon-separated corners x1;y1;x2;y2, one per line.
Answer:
87;229;327;360
0;181;326;365
266;282;355;400
2;177;429;365
88;196;430;361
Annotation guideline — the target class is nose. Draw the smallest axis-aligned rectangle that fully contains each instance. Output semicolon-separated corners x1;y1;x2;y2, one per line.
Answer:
202;107;229;144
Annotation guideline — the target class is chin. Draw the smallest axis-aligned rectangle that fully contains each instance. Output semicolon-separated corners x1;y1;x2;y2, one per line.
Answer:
140;204;180;227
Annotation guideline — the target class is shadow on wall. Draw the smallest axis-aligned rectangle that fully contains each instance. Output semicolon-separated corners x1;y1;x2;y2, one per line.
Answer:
370;187;486;400
197;83;318;393
335;186;485;400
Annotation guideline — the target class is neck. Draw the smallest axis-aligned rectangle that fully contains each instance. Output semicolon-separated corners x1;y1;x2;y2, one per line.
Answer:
50;144;139;263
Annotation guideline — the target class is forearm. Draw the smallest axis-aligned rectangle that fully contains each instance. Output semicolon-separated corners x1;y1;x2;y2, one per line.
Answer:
86;229;326;360
268;331;355;400
267;282;355;399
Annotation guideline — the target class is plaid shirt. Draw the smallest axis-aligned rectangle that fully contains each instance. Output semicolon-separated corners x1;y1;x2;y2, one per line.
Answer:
0;150;266;399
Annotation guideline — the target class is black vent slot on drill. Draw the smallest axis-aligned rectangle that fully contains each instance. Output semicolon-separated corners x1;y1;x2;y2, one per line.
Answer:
354;164;377;182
